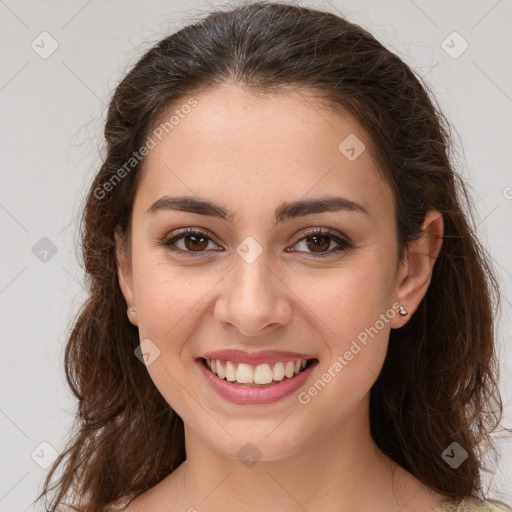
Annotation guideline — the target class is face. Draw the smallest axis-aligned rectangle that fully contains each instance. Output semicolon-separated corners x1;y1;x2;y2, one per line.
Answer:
116;83;437;461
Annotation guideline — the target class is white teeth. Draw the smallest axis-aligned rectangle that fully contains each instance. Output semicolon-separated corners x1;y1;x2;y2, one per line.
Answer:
254;363;273;384
216;360;226;379
205;358;311;385
236;363;254;384
272;362;285;381
284;361;295;378
225;361;237;382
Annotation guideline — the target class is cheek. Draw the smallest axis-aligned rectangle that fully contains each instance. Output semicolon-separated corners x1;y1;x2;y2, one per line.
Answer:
133;253;220;343
300;261;394;340
132;261;214;417
296;275;393;421
296;255;395;394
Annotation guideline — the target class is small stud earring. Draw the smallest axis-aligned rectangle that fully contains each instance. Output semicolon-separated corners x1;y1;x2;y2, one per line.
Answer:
398;305;408;316
127;307;137;316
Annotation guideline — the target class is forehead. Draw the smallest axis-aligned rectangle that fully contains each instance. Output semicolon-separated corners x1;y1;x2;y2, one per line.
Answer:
133;84;394;224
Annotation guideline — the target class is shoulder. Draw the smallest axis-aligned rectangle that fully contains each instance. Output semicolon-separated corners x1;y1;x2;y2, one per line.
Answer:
436;497;512;512
104;494;512;512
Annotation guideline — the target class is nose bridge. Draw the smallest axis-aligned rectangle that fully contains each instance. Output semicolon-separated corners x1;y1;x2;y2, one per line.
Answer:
215;239;292;335
231;232;275;298
234;248;272;300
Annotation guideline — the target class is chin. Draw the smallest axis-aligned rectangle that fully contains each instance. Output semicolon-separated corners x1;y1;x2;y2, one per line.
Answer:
201;422;312;463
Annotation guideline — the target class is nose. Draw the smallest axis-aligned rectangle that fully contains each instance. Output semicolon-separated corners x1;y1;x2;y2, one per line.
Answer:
214;251;293;337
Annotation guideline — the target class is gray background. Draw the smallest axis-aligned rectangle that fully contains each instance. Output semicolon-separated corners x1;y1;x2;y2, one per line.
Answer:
1;0;511;510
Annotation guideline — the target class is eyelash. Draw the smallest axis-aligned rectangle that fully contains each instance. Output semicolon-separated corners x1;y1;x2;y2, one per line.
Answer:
159;227;353;258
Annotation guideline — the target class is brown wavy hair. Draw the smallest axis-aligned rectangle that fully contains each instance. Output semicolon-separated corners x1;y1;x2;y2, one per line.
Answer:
35;1;507;510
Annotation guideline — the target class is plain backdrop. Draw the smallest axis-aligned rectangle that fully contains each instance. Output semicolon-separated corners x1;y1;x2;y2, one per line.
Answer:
1;0;511;510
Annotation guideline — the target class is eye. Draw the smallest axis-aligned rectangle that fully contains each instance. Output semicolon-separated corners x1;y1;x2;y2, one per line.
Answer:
160;228;222;256
159;227;352;258
287;228;353;257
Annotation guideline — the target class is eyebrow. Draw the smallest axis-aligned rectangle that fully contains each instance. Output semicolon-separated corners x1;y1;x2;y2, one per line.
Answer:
146;195;370;224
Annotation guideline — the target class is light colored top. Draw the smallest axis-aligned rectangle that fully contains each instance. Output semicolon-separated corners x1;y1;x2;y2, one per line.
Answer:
436;498;512;512
104;493;135;510
104;494;512;511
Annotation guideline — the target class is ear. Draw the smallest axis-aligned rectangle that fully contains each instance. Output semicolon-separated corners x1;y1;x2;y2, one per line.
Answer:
115;228;138;326
390;210;444;329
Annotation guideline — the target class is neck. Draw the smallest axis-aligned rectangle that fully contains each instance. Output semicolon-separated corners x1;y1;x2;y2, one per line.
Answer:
163;397;438;512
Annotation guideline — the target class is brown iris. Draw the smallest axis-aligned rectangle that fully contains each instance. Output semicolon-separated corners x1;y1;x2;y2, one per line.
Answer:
183;233;209;251
306;234;330;252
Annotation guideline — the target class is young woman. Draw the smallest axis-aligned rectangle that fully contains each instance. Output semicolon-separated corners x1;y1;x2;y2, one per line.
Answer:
35;2;511;511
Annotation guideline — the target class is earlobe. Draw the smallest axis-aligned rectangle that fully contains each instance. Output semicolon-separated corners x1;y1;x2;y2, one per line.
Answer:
391;210;444;329
115;229;138;326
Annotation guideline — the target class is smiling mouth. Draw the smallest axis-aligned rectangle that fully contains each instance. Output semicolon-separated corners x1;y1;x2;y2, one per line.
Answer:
199;357;317;387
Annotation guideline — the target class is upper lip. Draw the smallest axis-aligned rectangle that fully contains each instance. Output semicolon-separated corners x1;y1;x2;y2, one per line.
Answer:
198;349;318;365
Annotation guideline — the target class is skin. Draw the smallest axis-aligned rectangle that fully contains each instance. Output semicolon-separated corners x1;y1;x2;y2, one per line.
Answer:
116;83;446;512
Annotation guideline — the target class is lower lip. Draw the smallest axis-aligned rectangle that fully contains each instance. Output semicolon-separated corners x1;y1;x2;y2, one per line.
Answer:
196;358;318;405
